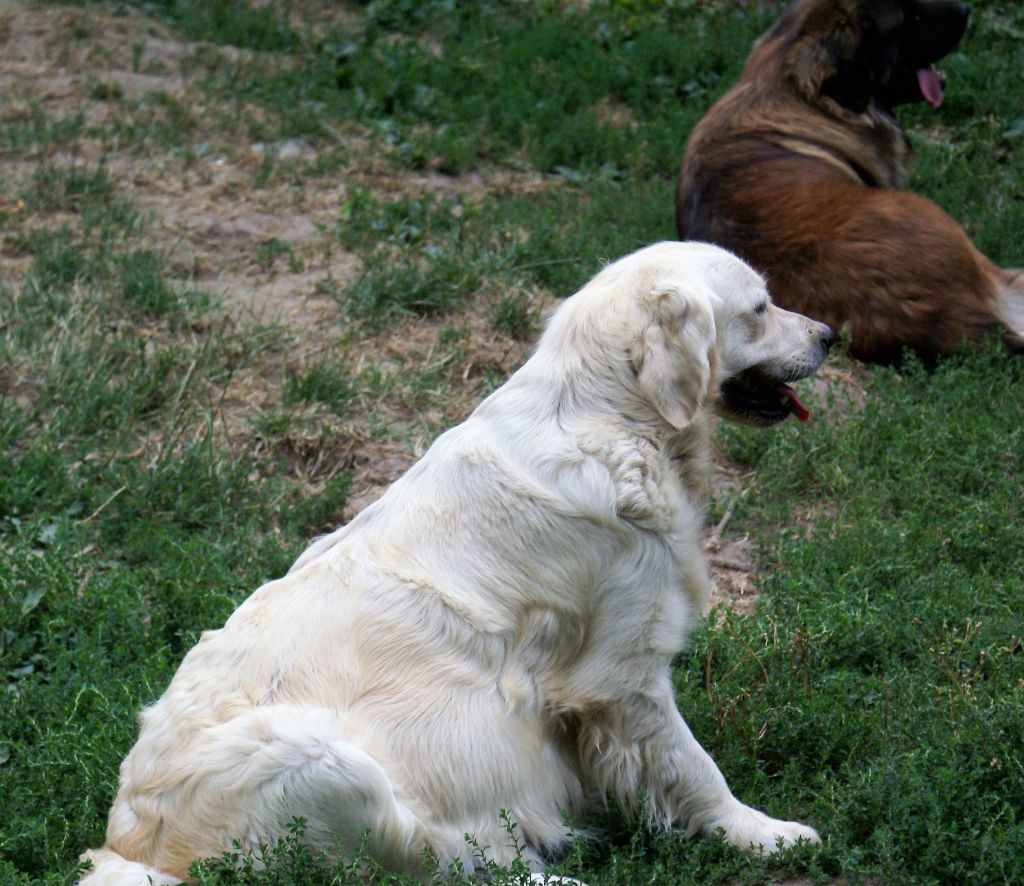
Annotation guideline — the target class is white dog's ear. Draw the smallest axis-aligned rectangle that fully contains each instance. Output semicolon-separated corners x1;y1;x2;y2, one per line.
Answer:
632;286;717;430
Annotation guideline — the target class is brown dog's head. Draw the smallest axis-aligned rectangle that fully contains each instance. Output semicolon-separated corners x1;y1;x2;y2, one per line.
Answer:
768;0;969;115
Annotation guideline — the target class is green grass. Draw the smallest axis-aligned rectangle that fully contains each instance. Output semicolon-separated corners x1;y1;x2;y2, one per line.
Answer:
335;178;674;324
179;0;770;174
2;0;1024;884
705;348;1024;883
0;107;86;154
282;359;356;414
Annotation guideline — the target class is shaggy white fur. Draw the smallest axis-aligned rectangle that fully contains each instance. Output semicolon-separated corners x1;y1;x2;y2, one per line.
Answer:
80;242;831;884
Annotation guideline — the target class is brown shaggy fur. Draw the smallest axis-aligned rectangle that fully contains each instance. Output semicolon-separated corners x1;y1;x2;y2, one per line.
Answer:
676;0;1024;363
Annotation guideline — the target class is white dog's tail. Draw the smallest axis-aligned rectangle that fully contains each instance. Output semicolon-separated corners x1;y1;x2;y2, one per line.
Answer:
78;848;182;885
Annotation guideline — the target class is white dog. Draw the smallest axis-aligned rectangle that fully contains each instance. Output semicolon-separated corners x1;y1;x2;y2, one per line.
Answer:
80;242;832;884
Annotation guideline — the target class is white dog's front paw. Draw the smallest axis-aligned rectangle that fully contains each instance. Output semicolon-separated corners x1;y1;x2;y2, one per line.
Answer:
709;803;820;855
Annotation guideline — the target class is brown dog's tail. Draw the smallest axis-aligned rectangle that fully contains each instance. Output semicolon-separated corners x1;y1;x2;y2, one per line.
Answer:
995;268;1024;353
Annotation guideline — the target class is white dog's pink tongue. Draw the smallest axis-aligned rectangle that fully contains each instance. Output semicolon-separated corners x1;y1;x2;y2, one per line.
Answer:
918;67;944;109
779;384;810;423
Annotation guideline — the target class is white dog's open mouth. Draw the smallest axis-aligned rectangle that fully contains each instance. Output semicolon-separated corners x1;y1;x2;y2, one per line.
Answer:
719;368;812;426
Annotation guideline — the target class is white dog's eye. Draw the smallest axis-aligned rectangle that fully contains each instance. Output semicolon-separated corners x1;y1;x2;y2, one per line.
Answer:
754;302;767;315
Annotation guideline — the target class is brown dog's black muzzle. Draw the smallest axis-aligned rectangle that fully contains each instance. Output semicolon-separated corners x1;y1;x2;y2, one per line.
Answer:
908;1;969;67
878;0;970;108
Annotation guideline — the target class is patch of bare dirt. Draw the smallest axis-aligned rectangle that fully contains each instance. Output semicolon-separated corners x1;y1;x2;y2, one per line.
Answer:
810;360;872;420
148;183;361;330
591;96;637;129
0;4;186;121
702;460;759;613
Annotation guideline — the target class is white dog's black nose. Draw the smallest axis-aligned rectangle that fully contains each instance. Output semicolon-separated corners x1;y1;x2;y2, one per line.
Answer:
816;323;835;354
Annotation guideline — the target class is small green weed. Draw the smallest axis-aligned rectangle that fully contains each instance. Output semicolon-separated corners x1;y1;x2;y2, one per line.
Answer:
131;0;299;53
186;812;571;885
488;293;536;339
282;359;356;415
253;237;291;271
27;159;117;213
108;91;199;149
117;249;180;317
345;252;484;321
0;106;85;153
23;225;94;297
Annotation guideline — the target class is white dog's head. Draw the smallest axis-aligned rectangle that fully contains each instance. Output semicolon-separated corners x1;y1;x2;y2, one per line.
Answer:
542;241;833;430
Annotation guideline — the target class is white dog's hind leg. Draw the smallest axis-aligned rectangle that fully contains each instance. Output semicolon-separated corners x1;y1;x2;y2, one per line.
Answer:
100;705;428;878
580;680;818;855
197;705;427;868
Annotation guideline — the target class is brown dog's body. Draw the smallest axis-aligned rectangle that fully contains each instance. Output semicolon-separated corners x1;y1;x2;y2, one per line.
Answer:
676;0;1024;363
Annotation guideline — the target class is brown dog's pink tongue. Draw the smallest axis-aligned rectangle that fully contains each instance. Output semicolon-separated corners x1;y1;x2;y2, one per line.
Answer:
779;384;810;423
918;67;944;109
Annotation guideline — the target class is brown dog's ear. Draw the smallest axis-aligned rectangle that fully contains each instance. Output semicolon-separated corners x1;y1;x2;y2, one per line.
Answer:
820;18;875;113
789;6;871;112
632;287;717;430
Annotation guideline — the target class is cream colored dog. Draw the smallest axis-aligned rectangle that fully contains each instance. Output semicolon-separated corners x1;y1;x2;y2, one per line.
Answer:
81;242;832;884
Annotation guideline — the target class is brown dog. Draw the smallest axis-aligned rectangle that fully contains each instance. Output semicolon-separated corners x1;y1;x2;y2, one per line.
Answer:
676;0;1024;363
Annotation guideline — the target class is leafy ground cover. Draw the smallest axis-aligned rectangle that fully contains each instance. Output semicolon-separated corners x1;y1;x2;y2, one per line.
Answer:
1;0;1023;883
